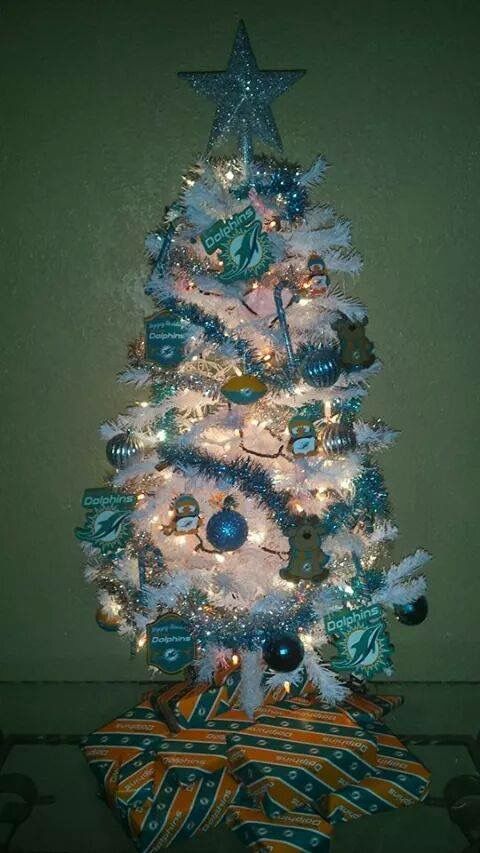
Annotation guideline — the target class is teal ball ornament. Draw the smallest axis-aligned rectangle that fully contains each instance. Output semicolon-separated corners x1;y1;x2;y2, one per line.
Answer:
106;432;144;469
394;596;428;626
206;499;248;552
262;633;304;672
301;347;341;388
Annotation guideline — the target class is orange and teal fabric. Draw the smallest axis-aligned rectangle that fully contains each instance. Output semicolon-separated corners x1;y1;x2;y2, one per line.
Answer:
320;720;430;823
81;683;430;851
341;693;403;724
226;711;378;818
226;804;332;852
157;681;231;728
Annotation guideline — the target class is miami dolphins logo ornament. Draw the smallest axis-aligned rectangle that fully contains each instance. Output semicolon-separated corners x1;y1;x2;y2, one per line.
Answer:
75;489;137;554
200;205;273;284
324;603;394;678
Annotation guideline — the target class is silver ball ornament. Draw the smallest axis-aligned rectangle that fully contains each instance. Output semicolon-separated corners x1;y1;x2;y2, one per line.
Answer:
320;422;357;456
106;432;144;469
301;347;341;388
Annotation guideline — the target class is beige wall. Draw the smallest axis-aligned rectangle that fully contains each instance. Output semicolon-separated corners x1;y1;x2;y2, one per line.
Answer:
1;0;479;683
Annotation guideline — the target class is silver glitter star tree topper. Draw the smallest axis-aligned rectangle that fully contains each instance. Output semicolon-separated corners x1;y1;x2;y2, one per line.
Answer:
178;20;305;167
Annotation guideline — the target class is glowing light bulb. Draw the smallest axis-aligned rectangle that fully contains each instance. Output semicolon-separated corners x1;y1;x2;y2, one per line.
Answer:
151;515;159;523
232;654;239;665
156;429;167;441
225;170;234;181
139;401;149;408
137;635;147;649
283;681;291;694
137;493;145;501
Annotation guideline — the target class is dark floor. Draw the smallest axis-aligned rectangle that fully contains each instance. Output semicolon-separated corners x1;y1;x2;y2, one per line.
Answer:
1;683;478;852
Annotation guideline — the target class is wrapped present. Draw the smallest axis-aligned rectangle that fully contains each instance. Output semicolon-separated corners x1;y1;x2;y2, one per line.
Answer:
82;696;248;850
319;720;430;823
130;766;242;850
82;696;170;809
226;804;332;852
341;692;403;724
82;690;430;851
226;709;378;818
153;680;231;730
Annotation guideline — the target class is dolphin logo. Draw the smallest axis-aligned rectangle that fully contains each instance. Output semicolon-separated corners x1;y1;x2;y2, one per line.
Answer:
76;510;130;544
164;648;180;662
334;624;383;671
221;221;262;282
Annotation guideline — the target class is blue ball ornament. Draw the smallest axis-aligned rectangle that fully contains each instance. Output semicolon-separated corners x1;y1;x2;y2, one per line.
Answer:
301;347;341;388
263;633;305;672
394;596;428;626
206;498;248;552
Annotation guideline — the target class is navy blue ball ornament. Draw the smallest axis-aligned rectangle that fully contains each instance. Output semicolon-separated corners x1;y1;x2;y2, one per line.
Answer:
206;497;248;552
394;596;428;626
106;431;144;469
301;347;341;388
263;633;305;672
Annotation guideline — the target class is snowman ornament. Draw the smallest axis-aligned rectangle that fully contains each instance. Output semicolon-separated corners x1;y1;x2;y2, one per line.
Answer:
307;255;330;297
288;416;318;458
170;494;201;535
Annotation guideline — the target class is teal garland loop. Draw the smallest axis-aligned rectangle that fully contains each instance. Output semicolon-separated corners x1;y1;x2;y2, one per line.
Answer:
159;447;390;538
161;445;294;531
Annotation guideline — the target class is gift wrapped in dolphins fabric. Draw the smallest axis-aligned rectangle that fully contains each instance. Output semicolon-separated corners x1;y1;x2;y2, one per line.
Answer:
82;693;249;850
154;662;312;729
226;804;333;852
226;703;379;818
82;683;430;851
319;720;431;823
